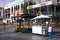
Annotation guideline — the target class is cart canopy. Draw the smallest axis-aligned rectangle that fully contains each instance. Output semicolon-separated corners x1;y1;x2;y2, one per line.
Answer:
31;15;50;20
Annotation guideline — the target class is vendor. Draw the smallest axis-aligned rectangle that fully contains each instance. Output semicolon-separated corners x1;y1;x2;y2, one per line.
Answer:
45;21;50;36
46;21;49;28
46;21;48;24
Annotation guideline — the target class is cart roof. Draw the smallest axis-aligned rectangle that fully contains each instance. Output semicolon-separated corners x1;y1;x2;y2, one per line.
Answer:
31;15;50;20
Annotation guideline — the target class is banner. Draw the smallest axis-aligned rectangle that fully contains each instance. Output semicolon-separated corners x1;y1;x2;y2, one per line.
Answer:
14;10;19;20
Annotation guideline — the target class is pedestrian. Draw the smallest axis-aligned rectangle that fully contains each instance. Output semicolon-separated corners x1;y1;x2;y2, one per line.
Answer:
3;23;5;29
7;20;8;24
48;24;53;37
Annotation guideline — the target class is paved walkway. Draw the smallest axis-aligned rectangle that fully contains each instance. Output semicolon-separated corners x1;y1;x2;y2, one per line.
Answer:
0;32;60;40
0;24;60;40
0;24;16;34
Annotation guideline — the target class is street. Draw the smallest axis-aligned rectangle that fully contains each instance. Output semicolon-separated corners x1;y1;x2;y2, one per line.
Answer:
0;24;60;40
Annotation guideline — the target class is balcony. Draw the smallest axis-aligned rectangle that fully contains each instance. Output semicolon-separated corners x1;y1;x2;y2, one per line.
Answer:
27;1;52;9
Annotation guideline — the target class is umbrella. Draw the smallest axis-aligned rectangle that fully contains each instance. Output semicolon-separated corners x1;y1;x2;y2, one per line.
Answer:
16;19;24;22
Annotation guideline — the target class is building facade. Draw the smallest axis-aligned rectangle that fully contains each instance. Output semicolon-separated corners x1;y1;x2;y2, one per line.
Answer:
26;0;60;27
0;7;4;24
3;0;24;23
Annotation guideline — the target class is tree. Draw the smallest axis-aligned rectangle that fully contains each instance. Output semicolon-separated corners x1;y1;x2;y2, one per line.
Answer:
21;1;33;14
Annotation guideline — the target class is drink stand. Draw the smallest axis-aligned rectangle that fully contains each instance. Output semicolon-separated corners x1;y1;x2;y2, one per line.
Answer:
31;15;50;36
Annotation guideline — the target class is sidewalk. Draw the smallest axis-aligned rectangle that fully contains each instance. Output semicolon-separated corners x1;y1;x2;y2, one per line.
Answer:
53;28;60;35
0;24;16;34
0;24;60;40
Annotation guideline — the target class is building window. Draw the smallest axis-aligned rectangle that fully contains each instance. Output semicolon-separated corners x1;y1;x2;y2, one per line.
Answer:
12;7;13;12
14;6;17;10
57;0;60;1
52;17;60;22
0;11;1;16
48;0;51;1
57;17;60;22
56;6;60;12
8;14;10;18
16;6;17;10
5;9;7;13
14;5;19;10
29;9;33;14
17;5;19;10
5;14;7;18
8;8;10;12
52;17;57;22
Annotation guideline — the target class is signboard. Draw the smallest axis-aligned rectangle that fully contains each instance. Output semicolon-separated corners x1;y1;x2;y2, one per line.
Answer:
14;10;19;17
14;10;19;20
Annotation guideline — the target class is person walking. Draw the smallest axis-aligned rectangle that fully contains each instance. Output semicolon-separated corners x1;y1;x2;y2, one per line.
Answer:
3;23;5;29
7;20;8;24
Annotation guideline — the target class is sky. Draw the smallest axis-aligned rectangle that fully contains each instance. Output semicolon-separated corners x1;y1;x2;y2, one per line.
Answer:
0;0;15;7
0;0;24;7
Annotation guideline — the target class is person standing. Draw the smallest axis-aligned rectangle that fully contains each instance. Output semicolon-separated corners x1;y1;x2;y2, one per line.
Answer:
48;24;53;37
45;21;49;36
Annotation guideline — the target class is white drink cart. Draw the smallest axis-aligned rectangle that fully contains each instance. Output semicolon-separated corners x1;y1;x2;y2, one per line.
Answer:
31;15;50;35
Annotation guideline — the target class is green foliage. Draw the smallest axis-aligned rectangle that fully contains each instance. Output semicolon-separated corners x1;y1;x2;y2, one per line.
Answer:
21;2;33;21
21;2;28;14
25;18;30;21
29;1;33;5
21;2;33;14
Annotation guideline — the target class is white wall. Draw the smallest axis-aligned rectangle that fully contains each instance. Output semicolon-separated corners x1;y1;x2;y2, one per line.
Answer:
0;9;3;24
4;0;24;23
0;9;3;18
